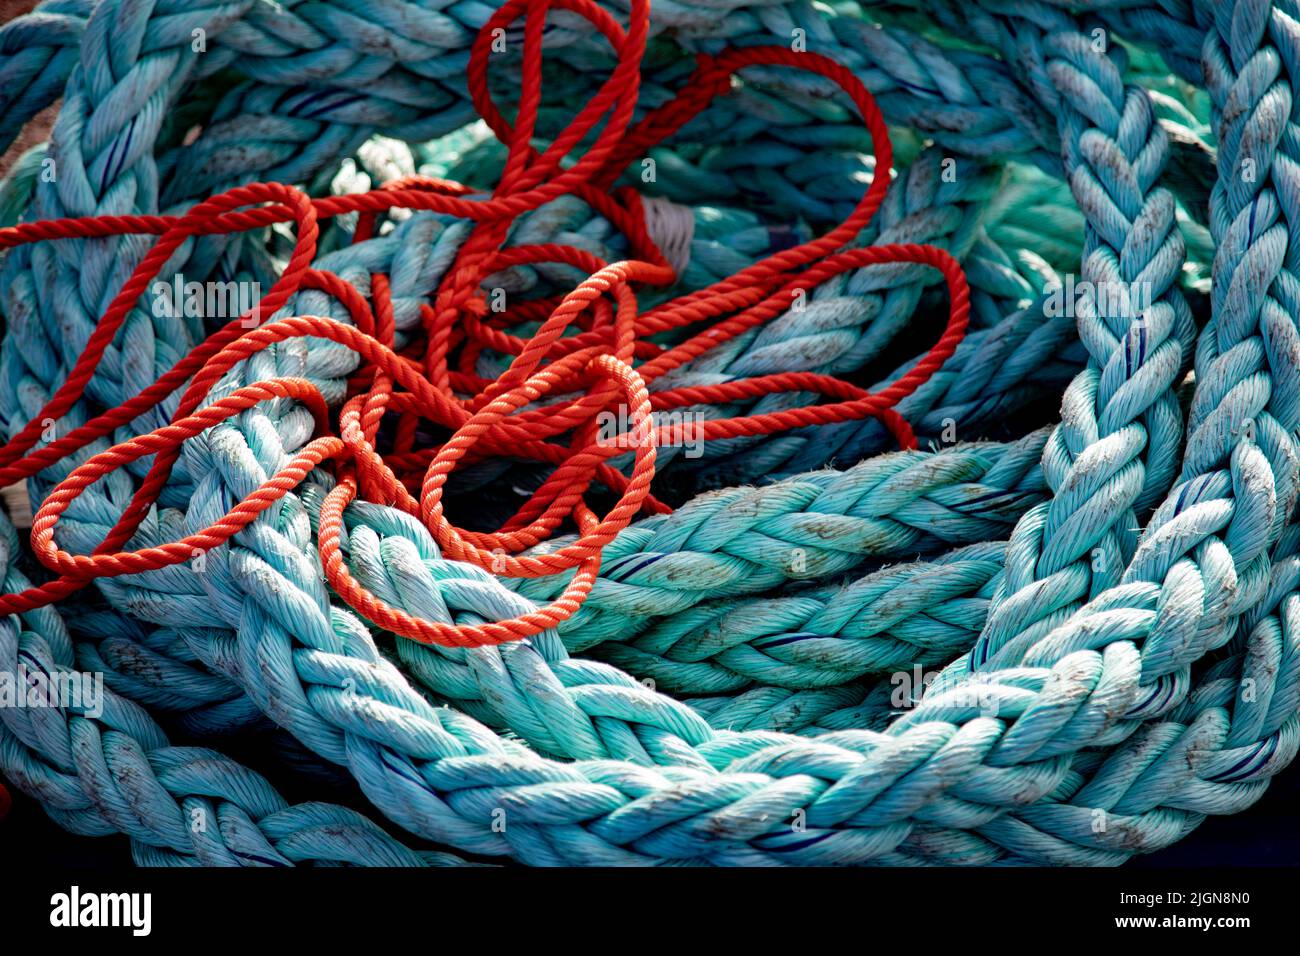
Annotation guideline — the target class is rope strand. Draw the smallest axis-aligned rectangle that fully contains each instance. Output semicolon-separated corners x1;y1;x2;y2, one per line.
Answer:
0;0;969;647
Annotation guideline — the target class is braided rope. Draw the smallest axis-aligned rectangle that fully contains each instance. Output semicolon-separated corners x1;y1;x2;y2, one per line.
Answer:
929;4;1198;676
0;0;1216;220
2;0;1296;869
0;515;470;865
850;0;1300;858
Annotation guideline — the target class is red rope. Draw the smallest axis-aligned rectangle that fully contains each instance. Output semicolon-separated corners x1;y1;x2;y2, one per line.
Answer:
0;0;970;648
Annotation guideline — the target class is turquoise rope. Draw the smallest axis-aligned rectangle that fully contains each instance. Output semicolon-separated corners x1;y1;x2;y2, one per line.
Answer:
2;0;1297;867
0;0;1217;221
0;516;470;866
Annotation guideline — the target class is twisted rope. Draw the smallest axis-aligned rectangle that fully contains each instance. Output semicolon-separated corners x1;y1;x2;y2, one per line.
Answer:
0;515;468;865
0;0;1217;220
2;0;1294;869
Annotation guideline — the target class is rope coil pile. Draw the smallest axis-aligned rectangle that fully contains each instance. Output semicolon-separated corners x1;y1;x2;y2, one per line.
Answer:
0;0;1296;867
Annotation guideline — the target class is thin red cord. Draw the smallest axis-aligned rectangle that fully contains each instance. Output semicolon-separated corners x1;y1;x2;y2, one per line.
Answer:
0;0;970;648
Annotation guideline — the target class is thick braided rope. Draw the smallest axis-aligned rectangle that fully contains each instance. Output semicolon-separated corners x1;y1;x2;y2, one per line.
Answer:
0;516;471;866
0;0;1055;780
0;0;1279;868
0;0;1217;226
535;0;1300;858
592;541;1006;694
644;0;1294;858
504;429;1047;641
62;421;1216;863
605;2;1300;862
75;408;1294;864
70;402;1024;749
99;416;1049;676
845;0;1300;856
904;3;1199;680
0;1;86;154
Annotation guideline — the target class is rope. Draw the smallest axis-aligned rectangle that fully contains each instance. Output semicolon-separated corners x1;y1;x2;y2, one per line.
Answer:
639;196;694;277
0;0;1217;224
2;0;1295;868
0;3;974;650
0;514;465;865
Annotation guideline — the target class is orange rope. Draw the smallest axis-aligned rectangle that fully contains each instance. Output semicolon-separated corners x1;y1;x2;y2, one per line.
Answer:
0;0;970;649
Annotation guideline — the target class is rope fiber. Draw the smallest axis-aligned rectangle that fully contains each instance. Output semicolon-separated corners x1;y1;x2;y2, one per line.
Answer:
0;0;969;649
6;0;1300;869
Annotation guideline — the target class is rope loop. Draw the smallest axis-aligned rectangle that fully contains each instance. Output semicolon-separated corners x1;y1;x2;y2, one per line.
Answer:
0;0;969;648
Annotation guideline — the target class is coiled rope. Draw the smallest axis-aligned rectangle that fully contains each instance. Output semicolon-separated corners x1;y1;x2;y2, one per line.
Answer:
3;0;1296;867
0;0;970;655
